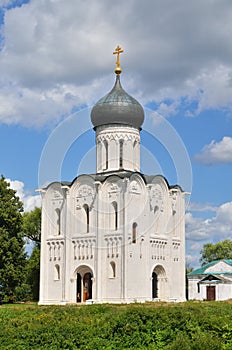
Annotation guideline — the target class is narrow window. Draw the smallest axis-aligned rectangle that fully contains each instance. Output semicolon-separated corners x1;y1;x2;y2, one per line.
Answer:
132;222;137;243
83;204;90;233
54;264;60;280
112;202;118;231
109;261;116;278
133;140;137;169
104;140;108;170
55;208;61;235
119;140;123;169
197;282;200;293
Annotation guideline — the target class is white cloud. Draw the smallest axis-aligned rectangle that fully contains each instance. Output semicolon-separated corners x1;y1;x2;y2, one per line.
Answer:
195;136;232;165
186;201;232;267
0;0;14;6
7;178;41;211
186;254;200;269
0;0;232;126
186;201;232;241
185;212;210;241
155;101;179;118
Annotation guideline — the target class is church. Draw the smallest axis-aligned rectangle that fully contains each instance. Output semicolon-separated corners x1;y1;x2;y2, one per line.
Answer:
39;46;186;304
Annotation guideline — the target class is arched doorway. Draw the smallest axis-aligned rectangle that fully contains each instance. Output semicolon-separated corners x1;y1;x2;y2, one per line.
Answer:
152;272;158;298
152;265;166;300
75;266;93;303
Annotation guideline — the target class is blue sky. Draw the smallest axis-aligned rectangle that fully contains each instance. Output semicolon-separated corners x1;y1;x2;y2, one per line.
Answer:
0;0;232;267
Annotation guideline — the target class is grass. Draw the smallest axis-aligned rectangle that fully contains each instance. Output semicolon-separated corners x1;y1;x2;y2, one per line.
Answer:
0;301;232;349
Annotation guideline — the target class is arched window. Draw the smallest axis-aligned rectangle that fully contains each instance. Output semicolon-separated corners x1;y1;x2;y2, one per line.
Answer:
83;204;90;233
109;261;116;278
112;202;118;231
54;264;60;280
132;222;137;243
55;208;61;235
104;140;108;170
119;140;123;169
133;140;137;168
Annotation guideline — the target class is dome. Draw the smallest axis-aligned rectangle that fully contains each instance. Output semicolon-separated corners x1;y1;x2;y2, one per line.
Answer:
91;75;144;129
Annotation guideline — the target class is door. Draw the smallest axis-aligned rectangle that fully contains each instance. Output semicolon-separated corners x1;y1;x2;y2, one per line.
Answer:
206;286;216;301
83;272;92;302
152;272;158;298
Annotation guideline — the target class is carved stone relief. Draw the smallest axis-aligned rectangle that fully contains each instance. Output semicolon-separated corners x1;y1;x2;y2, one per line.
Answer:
172;241;180;262
150;239;167;260
170;192;177;215
149;185;164;212
105;236;122;258
108;182;120;198
72;239;96;260
97;131;139;143
75;185;95;210
129;180;141;194
47;240;64;261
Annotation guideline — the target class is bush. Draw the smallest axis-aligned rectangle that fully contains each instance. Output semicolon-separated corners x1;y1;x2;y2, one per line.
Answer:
0;301;231;349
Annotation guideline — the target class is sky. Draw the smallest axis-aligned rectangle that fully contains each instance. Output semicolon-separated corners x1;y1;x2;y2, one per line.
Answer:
0;0;232;267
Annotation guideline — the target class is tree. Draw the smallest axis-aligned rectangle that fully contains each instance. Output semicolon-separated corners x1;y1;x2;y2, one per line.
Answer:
22;207;41;301
0;176;26;297
22;207;41;246
200;239;232;265
26;246;40;300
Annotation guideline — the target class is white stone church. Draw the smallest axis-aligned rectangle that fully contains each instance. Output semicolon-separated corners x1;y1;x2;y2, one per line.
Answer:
39;47;186;304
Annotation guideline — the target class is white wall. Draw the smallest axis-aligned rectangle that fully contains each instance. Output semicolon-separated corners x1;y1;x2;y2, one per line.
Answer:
40;173;186;304
188;277;232;301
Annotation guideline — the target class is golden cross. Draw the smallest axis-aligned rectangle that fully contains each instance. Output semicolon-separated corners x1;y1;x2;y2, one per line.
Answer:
113;45;124;74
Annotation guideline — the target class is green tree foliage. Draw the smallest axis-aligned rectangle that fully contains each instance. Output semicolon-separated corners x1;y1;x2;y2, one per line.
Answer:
0;176;26;296
26;246;40;301
22;207;41;301
22;207;41;246
200;239;232;265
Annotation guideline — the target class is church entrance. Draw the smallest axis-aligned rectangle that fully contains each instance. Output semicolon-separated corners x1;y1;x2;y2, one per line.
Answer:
206;286;216;301
76;267;93;303
152;272;158;298
83;272;92;301
152;265;166;300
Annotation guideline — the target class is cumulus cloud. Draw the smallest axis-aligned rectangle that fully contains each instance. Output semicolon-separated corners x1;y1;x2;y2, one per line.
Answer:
185;212;209;241
0;0;15;7
186;201;232;267
155;101;179;118
1;0;232;126
194;136;232;165
186;201;232;241
7;178;41;211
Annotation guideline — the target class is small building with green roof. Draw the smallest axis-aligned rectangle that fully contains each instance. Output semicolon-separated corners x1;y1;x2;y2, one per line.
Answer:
187;260;232;301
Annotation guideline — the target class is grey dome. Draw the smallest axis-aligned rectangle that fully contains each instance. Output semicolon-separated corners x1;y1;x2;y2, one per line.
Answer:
91;75;144;129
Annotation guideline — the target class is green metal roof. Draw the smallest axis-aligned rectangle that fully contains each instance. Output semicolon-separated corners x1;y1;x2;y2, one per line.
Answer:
188;259;232;275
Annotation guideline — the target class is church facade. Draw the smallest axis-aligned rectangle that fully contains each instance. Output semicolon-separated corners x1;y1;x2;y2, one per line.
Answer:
39;47;186;304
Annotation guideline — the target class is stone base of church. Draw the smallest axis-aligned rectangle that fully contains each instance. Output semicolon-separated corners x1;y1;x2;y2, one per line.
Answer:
38;300;69;305
38;297;186;305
